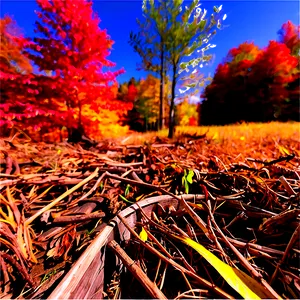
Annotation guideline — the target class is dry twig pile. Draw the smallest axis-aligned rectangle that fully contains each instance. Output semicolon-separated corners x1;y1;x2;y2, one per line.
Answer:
0;131;299;299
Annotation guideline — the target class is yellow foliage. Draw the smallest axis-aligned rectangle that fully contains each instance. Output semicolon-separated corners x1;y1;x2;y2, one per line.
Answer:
82;105;129;139
0;16;33;74
177;97;198;126
139;227;148;242
138;74;160;123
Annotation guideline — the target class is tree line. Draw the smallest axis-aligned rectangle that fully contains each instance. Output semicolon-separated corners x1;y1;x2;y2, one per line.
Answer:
0;0;225;141
1;0;298;142
201;21;300;125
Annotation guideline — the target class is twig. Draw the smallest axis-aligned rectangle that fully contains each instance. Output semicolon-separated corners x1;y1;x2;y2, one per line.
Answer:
117;214;234;299
260;154;295;166
175;289;208;299
108;239;167;299
78;172;106;202
52;212;105;224
269;224;300;284
178;196;213;242
0;252;35;288
225;236;284;257
25;168;99;226
279;176;297;196
209;215;282;299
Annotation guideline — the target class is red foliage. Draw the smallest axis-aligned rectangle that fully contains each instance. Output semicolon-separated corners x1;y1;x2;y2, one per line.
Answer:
189;116;197;126
251;41;298;84
213;63;230;81
27;0;125;130
227;42;261;63
202;27;299;124
1;0;129;139
278;21;300;55
127;83;138;102
0;16;62;132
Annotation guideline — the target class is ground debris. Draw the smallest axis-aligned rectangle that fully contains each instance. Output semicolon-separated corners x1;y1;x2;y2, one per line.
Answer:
0;129;299;299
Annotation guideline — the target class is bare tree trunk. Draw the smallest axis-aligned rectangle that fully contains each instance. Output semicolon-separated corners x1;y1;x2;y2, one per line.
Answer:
159;38;165;130
168;64;177;139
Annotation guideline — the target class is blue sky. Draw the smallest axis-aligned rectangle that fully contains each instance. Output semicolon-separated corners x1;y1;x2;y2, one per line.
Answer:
1;0;299;99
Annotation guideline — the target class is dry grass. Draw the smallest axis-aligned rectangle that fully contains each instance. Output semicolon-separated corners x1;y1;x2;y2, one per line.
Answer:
122;122;299;145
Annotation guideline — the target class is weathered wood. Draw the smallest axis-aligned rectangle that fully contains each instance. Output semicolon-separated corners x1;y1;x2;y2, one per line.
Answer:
48;224;114;299
48;194;202;299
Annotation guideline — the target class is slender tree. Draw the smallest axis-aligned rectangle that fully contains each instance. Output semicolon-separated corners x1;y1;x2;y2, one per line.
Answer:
129;0;169;130
166;1;225;137
131;0;225;138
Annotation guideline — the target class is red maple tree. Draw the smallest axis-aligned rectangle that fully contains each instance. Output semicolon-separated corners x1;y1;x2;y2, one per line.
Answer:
201;26;299;124
278;21;300;56
26;0;126;135
1;0;131;140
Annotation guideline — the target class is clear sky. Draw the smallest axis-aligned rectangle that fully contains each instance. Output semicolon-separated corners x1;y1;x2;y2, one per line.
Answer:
1;0;299;89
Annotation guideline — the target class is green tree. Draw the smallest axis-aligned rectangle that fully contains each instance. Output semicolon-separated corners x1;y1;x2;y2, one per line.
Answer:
129;1;169;130
132;0;225;138
166;1;225;137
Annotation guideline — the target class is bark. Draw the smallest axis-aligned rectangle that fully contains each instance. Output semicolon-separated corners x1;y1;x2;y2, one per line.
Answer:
159;38;165;130
168;63;177;139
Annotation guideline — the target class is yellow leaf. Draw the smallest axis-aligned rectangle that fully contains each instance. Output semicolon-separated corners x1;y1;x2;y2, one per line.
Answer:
240;136;245;141
278;145;290;155
17;225;28;260
47;248;56;258
212;132;218;140
23;224;38;263
0;199;17;231
175;236;274;299
139;227;148;242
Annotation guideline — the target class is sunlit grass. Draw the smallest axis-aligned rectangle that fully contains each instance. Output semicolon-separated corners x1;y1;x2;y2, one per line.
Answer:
122;122;299;145
178;122;299;139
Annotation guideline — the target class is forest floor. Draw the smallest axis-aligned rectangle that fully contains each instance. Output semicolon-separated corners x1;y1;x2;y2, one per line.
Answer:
0;121;299;299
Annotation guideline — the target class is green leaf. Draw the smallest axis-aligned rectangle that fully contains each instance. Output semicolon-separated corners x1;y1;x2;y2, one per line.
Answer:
184;180;189;194
213;6;219;13
199;19;206;31
125;184;131;197
119;195;134;204
181;170;186;185
186;169;194;184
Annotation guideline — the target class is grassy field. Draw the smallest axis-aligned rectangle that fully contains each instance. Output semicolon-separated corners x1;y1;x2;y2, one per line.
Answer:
2;122;299;166
121;122;300;162
123;122;299;143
